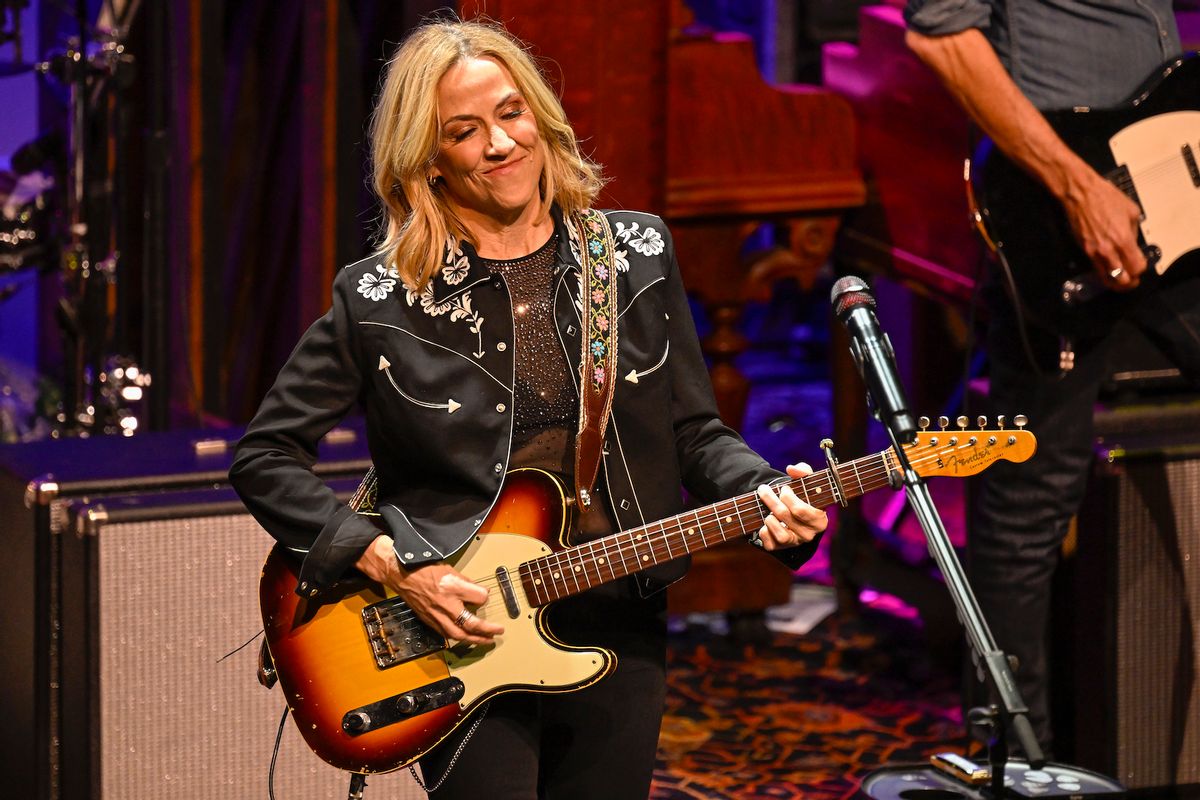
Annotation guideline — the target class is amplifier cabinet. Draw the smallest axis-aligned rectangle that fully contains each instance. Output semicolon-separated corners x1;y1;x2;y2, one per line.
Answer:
1063;433;1200;792
61;489;422;800
0;424;380;799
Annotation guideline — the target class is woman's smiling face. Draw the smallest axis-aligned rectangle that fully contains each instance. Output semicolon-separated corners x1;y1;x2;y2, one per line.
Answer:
432;56;546;227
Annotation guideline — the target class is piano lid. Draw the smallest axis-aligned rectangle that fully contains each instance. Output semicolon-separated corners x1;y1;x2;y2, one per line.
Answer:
666;26;865;220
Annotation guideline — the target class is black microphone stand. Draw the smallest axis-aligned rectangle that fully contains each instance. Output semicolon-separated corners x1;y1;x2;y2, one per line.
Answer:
859;407;1125;799
882;414;1041;796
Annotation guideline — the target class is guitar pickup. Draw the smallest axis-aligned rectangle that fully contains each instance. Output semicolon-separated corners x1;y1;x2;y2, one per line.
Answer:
1111;164;1146;217
341;678;465;737
1183;143;1199;188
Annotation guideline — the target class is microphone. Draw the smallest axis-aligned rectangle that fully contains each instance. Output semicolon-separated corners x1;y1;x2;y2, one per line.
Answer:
831;276;918;443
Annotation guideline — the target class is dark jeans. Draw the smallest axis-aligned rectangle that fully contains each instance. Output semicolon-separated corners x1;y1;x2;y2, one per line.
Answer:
968;268;1200;755
417;579;668;799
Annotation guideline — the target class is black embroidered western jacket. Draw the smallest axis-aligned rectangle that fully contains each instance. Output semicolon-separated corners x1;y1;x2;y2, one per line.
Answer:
229;208;818;598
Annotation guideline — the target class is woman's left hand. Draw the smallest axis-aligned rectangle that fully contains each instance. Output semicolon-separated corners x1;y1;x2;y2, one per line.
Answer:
755;462;828;550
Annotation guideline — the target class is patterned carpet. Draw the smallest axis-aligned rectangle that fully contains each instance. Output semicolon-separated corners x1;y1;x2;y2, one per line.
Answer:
646;284;969;799
652;600;964;799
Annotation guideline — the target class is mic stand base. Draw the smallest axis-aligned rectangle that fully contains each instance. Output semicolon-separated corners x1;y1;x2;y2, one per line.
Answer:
858;759;1125;800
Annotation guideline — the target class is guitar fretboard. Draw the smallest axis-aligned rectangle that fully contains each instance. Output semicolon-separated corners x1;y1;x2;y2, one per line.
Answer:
517;450;900;607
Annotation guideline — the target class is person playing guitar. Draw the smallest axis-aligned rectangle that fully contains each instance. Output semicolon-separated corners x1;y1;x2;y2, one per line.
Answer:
230;18;827;799
904;0;1200;758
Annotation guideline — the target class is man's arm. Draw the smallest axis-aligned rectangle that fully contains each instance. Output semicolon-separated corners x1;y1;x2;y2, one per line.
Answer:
905;26;1145;287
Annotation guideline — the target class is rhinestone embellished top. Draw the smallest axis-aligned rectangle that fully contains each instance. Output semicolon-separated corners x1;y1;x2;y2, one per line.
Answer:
482;233;577;474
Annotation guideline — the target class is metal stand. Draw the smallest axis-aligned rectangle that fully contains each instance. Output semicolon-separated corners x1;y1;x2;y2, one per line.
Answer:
347;772;367;799
858;417;1125;798
885;418;1043;769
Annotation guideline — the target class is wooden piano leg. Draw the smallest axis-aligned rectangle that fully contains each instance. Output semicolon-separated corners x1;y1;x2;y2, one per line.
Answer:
703;303;752;428
668;217;845;632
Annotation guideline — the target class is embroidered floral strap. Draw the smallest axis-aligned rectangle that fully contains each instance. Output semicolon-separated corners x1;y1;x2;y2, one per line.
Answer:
573;208;619;511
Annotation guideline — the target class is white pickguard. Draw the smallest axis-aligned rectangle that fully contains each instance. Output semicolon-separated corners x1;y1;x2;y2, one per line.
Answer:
1109;110;1200;274
441;533;612;709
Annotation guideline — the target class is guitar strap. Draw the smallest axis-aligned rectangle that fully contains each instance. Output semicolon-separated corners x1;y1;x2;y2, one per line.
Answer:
571;208;619;512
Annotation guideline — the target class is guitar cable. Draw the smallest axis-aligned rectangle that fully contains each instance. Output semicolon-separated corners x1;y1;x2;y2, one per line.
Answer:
269;706;289;800
993;242;1052;379
965;156;1051;380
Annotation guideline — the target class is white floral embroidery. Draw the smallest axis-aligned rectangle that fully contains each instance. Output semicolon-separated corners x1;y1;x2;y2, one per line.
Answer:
613;248;630;274
566;218;584;266
405;285;487;358
614;221;665;257
357;264;397;301
442;236;470;285
573;272;585;315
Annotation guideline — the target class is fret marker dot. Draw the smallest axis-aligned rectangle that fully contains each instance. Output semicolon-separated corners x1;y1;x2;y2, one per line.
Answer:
534;579;542;585
686;528;694;535
574;566;581;572
641;555;649;562
725;516;732;524
598;558;606;564
553;572;560;579
814;487;822;493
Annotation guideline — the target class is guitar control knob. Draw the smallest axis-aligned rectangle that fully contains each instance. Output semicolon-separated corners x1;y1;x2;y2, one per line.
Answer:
343;711;371;733
395;694;418;714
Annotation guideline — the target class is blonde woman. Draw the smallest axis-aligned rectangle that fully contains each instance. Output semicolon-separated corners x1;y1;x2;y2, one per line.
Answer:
231;18;824;798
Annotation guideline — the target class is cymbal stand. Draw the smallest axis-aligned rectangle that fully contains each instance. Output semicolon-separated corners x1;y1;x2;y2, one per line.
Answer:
41;6;145;436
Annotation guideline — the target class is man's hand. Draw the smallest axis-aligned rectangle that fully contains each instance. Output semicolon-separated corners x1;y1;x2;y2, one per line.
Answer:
356;534;504;645
1061;170;1146;291
755;462;828;551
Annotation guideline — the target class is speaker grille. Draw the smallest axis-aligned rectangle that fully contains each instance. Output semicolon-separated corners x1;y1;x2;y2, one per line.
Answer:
93;513;423;799
1112;458;1200;788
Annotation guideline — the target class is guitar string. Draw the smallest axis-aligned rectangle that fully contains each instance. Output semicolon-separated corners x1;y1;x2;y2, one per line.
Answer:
1109;154;1192;190
372;438;1013;628
373;437;1007;631
368;438;1021;635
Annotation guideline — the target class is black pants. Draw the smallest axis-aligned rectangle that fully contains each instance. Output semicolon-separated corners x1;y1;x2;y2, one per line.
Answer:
968;268;1200;755
417;580;668;799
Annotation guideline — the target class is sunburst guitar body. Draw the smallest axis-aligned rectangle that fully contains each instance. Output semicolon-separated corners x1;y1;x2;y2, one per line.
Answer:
260;427;1037;775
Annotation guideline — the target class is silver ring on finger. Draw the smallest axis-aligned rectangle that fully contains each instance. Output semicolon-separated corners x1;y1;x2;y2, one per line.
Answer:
455;608;474;627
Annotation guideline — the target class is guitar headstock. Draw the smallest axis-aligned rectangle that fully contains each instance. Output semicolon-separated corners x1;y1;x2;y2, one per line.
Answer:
903;415;1037;479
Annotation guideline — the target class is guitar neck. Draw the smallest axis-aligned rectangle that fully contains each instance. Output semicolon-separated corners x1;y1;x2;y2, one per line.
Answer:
517;450;898;607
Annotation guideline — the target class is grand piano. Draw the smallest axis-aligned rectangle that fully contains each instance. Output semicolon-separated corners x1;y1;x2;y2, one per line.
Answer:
458;0;866;614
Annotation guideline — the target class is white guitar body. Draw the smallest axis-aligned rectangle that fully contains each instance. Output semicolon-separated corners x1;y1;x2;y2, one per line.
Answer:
1109;110;1200;274
440;532;613;709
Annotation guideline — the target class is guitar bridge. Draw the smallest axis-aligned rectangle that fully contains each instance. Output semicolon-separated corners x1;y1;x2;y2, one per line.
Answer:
362;598;446;669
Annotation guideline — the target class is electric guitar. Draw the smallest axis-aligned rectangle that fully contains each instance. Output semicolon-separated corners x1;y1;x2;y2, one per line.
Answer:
259;424;1036;775
972;53;1200;338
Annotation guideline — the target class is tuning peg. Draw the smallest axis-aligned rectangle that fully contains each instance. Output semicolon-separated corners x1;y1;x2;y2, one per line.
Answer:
956;415;969;430
977;416;987;429
1014;414;1028;429
997;414;1006;429
938;416;949;431
918;415;931;431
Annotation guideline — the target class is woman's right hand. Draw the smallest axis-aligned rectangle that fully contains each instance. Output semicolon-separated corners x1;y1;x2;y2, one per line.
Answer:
356;534;504;645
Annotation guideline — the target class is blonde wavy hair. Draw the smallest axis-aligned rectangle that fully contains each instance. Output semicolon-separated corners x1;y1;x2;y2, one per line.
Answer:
369;18;604;290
